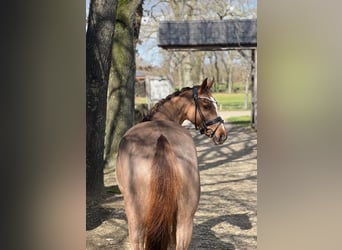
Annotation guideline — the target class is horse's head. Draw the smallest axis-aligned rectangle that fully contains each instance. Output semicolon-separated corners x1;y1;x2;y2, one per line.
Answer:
188;78;228;145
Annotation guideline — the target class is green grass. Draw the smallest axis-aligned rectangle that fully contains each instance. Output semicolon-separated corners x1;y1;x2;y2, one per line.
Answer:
213;93;251;111
216;82;247;93
226;115;251;127
135;92;251;111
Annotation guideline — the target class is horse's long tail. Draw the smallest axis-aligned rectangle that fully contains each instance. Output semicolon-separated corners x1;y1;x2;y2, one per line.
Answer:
144;134;179;250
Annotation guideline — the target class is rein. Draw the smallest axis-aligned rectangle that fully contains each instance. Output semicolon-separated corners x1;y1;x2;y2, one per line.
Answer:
193;86;224;138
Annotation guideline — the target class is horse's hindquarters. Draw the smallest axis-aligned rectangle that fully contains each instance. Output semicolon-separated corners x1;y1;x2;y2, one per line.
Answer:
116;120;200;249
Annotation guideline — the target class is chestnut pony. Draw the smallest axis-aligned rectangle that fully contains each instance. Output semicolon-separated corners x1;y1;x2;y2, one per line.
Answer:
116;78;227;249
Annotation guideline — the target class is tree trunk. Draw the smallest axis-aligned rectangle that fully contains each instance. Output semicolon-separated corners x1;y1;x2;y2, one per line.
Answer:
104;0;143;168
86;0;118;196
191;52;203;84
243;50;250;110
213;51;220;92
251;49;257;129
228;51;233;93
178;62;183;89
244;72;249;110
183;53;192;86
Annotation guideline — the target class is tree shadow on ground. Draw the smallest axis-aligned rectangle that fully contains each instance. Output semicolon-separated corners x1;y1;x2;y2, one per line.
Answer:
189;124;257;249
86;185;126;231
191;213;252;249
190;125;257;172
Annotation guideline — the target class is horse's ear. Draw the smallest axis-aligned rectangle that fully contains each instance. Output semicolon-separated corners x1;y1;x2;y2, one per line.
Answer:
199;77;214;93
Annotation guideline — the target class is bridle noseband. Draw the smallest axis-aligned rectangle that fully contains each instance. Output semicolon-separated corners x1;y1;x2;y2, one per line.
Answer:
193;86;224;138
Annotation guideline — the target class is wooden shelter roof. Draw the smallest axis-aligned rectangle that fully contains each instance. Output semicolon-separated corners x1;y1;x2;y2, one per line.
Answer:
158;19;257;50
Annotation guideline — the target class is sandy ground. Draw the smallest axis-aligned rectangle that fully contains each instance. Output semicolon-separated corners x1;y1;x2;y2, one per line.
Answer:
87;113;257;249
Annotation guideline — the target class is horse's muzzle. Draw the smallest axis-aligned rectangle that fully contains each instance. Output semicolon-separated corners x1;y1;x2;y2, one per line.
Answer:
212;132;228;145
206;121;227;145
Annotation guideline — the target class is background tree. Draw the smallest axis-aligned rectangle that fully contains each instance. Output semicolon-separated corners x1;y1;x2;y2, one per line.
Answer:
104;0;143;168
86;0;118;196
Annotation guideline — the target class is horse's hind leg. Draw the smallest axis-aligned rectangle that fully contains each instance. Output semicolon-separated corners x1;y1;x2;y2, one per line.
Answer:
175;217;194;250
128;223;144;250
125;202;144;250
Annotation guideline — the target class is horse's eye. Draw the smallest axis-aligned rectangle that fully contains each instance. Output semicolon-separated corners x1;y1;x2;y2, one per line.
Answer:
203;104;211;110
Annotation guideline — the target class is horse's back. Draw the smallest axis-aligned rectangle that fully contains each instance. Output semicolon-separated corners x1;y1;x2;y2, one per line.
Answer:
121;120;195;148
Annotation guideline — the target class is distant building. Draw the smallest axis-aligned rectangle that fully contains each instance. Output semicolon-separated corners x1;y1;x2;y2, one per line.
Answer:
135;70;146;96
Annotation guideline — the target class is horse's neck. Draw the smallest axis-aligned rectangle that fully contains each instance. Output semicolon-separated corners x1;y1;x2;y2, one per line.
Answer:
150;96;189;124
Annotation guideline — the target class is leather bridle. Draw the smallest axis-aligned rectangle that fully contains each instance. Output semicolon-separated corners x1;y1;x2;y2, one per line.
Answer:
193;86;224;138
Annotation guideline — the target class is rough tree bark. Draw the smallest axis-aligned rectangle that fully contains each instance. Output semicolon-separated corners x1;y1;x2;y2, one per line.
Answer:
86;0;118;196
104;0;143;168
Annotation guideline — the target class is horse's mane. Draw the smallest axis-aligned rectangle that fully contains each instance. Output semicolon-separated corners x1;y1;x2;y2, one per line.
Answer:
142;86;193;122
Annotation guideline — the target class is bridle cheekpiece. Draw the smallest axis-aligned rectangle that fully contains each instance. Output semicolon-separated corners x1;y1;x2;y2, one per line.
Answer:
192;86;224;138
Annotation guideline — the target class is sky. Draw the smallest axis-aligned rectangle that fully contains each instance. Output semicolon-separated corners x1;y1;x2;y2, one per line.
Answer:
86;0;89;16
